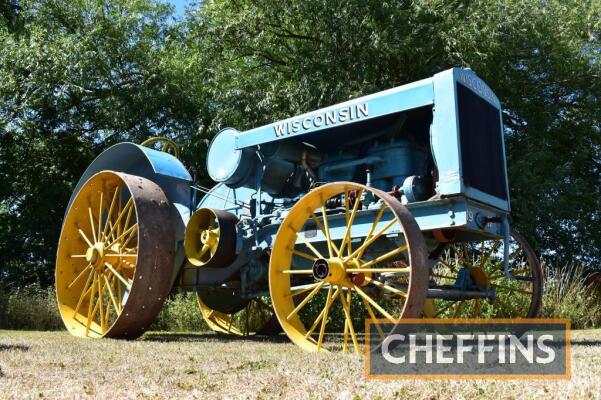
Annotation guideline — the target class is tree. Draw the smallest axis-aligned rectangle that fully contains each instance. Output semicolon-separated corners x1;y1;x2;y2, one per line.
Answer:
182;0;601;266
0;0;198;287
1;0;599;288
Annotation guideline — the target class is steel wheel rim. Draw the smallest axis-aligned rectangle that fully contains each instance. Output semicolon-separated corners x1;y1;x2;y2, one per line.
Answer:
427;228;543;319
269;182;428;353
56;171;176;338
56;171;139;337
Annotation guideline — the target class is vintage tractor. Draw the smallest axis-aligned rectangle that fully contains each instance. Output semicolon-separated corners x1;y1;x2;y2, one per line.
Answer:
55;68;543;352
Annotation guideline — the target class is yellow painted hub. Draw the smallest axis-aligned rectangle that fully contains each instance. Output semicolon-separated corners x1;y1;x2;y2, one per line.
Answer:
312;257;369;288
184;209;221;267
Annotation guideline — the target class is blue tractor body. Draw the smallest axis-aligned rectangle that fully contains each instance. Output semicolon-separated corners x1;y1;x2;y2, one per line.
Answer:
56;68;542;345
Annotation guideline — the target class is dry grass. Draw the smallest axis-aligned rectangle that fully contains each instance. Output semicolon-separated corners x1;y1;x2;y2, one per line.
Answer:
1;330;600;399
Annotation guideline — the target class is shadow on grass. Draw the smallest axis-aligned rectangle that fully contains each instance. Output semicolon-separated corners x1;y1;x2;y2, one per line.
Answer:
0;343;30;352
141;331;291;344
571;339;601;346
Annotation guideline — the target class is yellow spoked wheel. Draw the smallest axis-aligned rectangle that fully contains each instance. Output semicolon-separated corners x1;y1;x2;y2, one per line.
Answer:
269;182;428;353
197;294;280;336
141;136;179;158
56;171;176;338
184;208;237;267
426;228;543;318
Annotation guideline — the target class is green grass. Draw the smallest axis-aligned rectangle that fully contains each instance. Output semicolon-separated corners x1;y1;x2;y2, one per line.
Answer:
0;285;208;332
540;263;601;329
0;284;63;330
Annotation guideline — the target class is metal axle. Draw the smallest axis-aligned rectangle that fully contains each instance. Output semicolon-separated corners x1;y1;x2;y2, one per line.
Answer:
427;286;495;301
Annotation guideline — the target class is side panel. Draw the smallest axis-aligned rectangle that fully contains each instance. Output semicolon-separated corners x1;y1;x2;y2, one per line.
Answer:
235;78;435;149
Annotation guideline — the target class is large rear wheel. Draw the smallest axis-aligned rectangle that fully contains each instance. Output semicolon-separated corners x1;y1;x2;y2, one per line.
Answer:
55;171;176;338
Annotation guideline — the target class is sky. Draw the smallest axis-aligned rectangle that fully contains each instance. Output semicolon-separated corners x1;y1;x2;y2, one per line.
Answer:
167;0;190;16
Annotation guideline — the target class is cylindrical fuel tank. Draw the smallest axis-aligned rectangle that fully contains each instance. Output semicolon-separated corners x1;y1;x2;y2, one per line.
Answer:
207;128;257;188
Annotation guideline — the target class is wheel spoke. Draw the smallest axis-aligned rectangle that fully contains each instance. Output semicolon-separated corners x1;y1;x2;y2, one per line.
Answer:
287;282;322;298
104;274;121;315
304;286;340;339
121;200;135;237
97;275;105;333
73;271;95;316
317;285;335;351
121;228;138;249
344;190;350;257
346;267;410;274
356;245;408;269
346;218;397;261
292;249;318;262
286;281;325;320
311;210;340;257
97;190;104;240
473;299;482;317
364;276;407;297
361;297;385;339
295;232;324;259
452;300;465;318
102;186;120;239
85;272;98;336
78;229;94;248
104;262;132;290
358;204;387;259
437;258;458;273
353;284;395;321
434;301;455;317
88;207;97;243
108;222;138;248
338;189;364;256
480;240;501;269
197;244;210;259
68;265;92;289
281;269;313;275
338;286;360;354
105;198;133;243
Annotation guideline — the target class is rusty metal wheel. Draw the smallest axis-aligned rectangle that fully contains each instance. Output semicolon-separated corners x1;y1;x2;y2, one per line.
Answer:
55;171;176;338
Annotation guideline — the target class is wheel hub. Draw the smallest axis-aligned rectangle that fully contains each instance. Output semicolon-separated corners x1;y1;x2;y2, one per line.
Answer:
311;257;351;285
200;228;219;248
86;242;106;270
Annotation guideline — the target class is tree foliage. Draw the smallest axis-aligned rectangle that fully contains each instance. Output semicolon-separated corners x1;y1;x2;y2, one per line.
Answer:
1;0;599;287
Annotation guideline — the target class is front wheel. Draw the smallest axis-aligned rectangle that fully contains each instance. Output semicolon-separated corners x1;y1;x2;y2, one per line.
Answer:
269;182;429;353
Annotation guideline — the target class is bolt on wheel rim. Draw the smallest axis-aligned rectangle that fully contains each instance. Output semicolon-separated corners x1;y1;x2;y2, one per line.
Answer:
269;182;428;353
